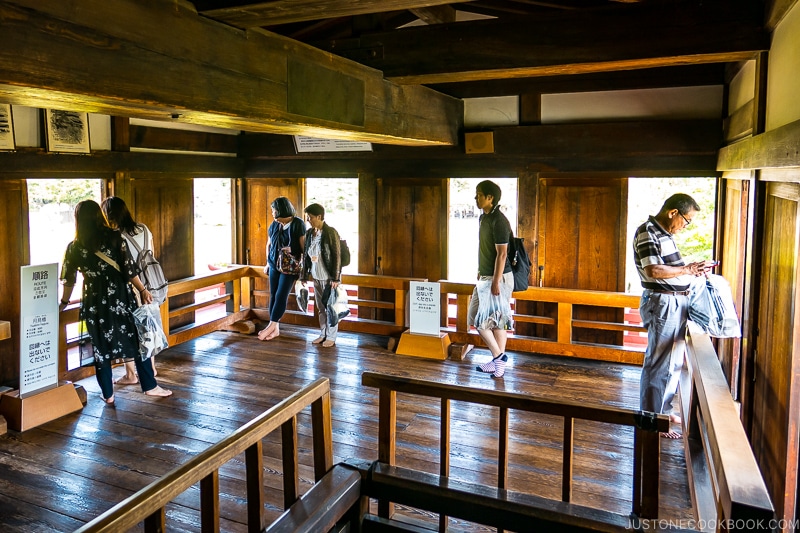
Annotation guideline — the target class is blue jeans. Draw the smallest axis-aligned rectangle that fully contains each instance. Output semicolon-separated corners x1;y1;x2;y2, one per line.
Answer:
95;356;158;399
639;291;689;414
269;267;298;323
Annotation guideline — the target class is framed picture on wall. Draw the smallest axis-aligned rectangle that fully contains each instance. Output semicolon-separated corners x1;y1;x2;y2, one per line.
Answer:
0;104;14;150
45;109;90;153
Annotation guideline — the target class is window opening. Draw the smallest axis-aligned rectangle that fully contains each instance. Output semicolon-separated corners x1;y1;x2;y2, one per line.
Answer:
27;178;103;370
305;178;359;274
193;178;233;324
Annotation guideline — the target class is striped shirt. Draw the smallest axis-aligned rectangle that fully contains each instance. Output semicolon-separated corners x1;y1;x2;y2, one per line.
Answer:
633;216;691;291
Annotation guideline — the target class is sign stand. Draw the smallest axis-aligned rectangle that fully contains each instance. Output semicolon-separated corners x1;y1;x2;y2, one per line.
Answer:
0;264;85;433
0;383;84;432
395;281;451;360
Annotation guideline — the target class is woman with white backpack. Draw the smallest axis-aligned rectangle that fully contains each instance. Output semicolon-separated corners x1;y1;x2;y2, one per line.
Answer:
102;196;169;385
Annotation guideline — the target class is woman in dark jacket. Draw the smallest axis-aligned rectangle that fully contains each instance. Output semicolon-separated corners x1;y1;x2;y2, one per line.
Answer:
60;200;172;405
259;197;306;341
300;203;342;347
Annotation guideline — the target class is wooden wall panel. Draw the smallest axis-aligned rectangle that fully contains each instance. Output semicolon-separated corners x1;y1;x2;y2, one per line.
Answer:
0;179;29;387
751;181;800;526
717;177;750;395
243;178;304;309
128;176;195;330
537;177;626;344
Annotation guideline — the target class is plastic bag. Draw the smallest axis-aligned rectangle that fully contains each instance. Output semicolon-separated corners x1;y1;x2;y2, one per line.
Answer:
473;278;514;331
133;303;169;360
295;280;309;314
688;274;741;338
326;285;350;327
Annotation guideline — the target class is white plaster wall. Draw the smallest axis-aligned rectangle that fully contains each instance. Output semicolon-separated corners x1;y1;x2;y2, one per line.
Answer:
541;85;723;123
766;2;800;131
728;60;755;115
10;106;41;147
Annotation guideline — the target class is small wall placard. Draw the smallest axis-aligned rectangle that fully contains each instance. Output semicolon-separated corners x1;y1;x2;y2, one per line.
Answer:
45;109;90;153
293;135;372;153
0;103;14;150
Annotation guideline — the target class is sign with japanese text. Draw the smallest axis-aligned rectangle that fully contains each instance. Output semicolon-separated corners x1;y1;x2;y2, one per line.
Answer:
409;281;441;336
20;264;59;396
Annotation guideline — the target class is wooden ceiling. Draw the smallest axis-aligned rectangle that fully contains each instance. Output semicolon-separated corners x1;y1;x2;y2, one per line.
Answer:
191;0;769;97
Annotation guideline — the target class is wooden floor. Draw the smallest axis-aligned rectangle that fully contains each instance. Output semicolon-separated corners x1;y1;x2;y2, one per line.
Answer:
0;325;694;532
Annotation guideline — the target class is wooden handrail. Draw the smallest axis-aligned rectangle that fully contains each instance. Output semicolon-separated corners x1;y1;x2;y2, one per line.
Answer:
362;371;669;523
75;377;334;533
683;327;774;531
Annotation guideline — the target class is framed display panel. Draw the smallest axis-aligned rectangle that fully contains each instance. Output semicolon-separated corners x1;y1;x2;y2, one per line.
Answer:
45;109;90;153
0;104;14;150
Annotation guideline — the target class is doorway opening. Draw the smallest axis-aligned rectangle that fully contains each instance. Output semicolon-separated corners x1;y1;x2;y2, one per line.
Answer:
448;177;518;282
305;178;359;274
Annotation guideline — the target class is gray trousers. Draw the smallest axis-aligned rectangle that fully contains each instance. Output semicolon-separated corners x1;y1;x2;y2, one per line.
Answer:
314;279;338;341
639;291;689;414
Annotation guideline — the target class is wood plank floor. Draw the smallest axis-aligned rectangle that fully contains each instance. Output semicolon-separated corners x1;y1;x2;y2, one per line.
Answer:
0;325;694;532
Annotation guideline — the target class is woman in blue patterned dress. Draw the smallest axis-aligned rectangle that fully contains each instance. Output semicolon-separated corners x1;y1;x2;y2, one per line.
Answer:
59;200;172;405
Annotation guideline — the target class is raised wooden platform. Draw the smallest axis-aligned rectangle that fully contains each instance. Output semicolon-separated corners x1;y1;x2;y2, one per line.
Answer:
0;325;692;532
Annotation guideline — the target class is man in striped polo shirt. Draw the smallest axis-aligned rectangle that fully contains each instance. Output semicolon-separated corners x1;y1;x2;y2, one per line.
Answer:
633;193;713;438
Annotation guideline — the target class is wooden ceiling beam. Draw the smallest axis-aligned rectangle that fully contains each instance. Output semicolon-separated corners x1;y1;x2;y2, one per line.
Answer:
198;0;473;28
316;1;768;84
0;0;461;146
410;5;456;25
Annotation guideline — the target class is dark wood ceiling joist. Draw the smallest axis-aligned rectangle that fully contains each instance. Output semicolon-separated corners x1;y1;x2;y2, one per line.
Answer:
0;0;461;146
315;1;769;85
197;0;473;28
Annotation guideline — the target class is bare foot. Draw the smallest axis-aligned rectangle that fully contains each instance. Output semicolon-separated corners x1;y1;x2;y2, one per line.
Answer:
114;375;139;385
669;414;682;424
103;395;116;406
660;430;682;439
322;340;336;347
257;322;275;340
311;336;326;345
144;386;173;397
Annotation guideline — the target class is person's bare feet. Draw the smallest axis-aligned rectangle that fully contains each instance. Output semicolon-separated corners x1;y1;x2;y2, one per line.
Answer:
311;336;326;345
103;395;116;406
144;386;173;397
660;430;682;439
322;340;335;347
669;414;682;424
114;375;139;385
258;322;276;340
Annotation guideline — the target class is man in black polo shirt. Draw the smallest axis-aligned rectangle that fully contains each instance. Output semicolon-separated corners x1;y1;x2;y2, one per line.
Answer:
633;193;713;438
469;180;514;378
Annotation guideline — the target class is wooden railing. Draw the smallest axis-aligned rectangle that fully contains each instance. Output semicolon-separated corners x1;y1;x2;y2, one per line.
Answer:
59;268;646;382
439;282;647;364
74;377;339;533
682;326;774;532
361;371;669;529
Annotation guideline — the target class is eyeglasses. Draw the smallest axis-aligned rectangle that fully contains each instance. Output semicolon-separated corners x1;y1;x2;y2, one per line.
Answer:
679;212;692;226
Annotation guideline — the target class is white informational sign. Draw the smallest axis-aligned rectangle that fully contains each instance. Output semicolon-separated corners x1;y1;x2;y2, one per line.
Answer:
19;264;59;397
293;135;373;153
409;281;441;336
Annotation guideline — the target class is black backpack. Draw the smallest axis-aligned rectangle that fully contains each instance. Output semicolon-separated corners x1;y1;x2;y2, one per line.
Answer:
340;239;351;267
509;236;531;292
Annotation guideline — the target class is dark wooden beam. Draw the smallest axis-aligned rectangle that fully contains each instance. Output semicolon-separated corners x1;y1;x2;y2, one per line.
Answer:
0;149;245;177
410;5;456;25
428;65;726;99
0;0;461;146
198;0;471;28
717;117;800;171
242;120;721;176
315;1;768;84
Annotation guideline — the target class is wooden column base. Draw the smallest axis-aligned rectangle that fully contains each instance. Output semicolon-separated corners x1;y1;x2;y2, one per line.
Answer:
0;382;84;432
395;330;451;360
